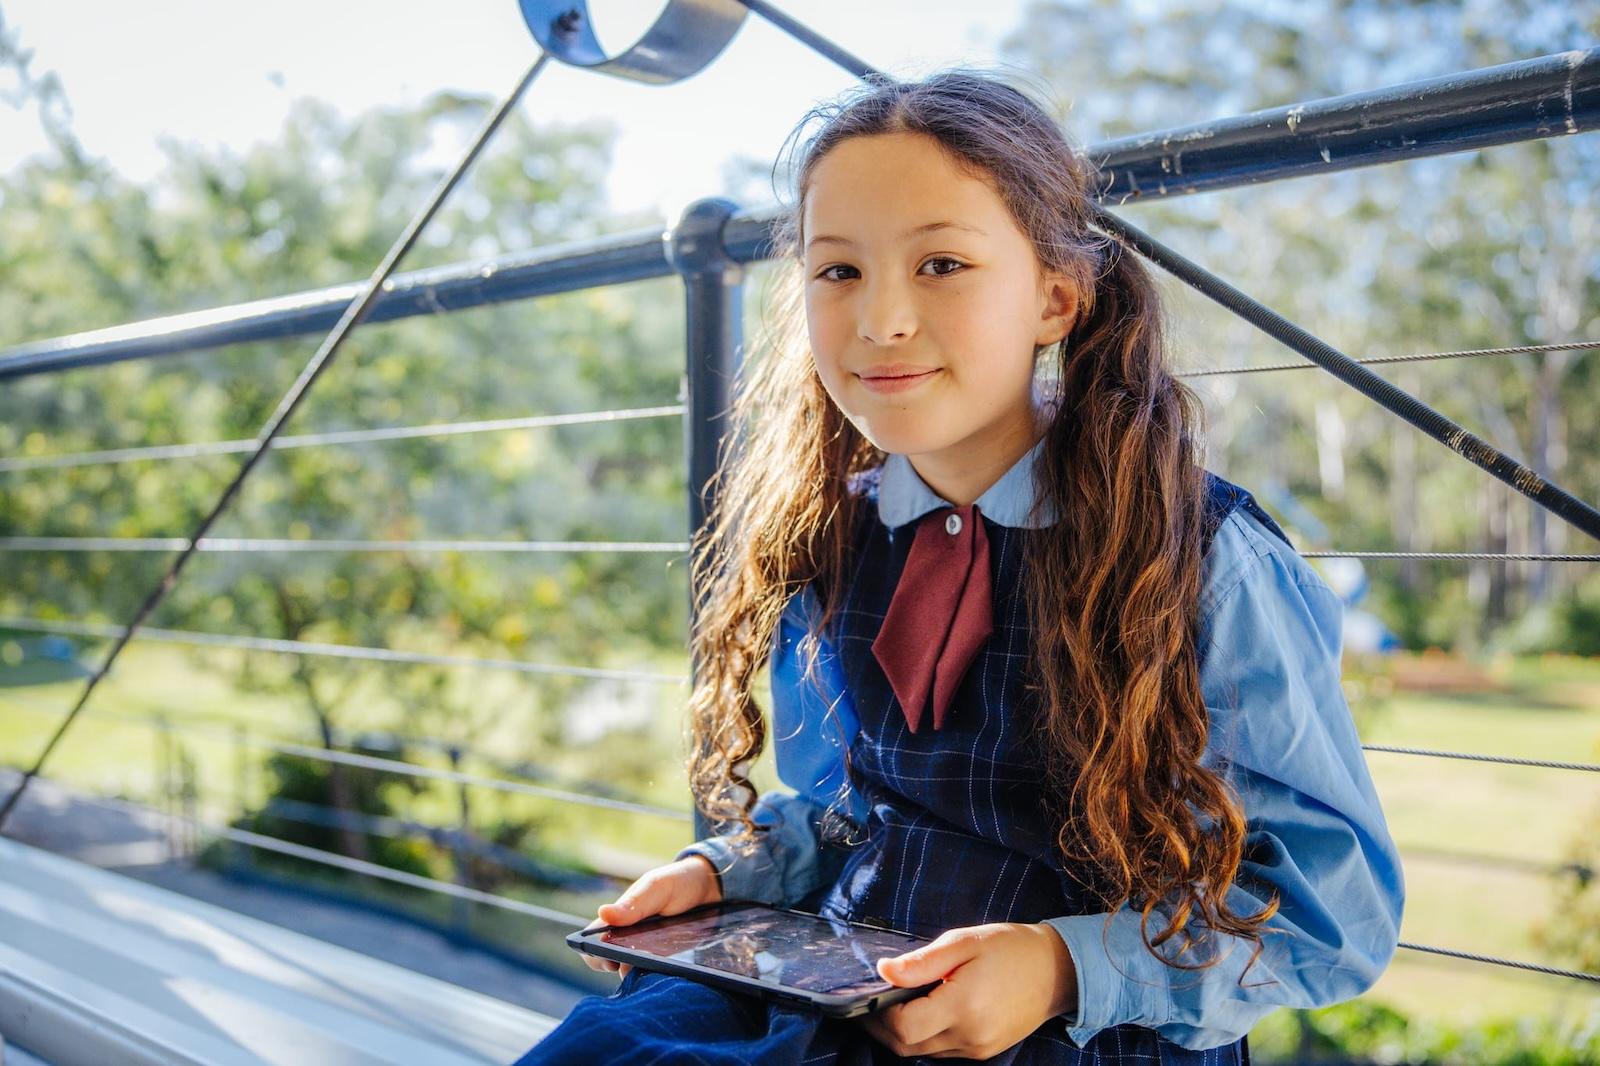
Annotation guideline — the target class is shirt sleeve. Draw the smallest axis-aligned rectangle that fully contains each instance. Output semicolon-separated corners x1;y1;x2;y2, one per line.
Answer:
1043;509;1406;1051
677;586;865;906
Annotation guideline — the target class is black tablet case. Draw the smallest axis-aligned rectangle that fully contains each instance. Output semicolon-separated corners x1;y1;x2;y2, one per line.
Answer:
567;900;938;1019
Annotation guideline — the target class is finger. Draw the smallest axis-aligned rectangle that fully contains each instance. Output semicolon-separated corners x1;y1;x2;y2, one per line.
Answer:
578;915;621;972
860;1011;955;1058
876;986;951;1047
619;962;633;979
898;1031;960;1058
923;1045;974;1059
858;1013;901;1055
877;929;986;987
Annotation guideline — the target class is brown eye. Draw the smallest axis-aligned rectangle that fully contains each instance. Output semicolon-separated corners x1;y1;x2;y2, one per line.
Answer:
817;264;858;282
922;257;965;277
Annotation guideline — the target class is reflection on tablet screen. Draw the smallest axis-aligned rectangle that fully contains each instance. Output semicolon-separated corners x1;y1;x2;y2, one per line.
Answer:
597;907;929;995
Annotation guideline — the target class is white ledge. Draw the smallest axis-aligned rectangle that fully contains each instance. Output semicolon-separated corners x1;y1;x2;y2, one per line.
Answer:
0;837;557;1065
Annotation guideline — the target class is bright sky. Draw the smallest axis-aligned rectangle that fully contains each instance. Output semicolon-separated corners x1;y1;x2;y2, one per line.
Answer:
0;0;1032;221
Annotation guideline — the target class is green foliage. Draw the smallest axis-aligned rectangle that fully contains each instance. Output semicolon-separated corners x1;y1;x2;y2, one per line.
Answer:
233;746;435;880
1252;1000;1600;1064
4;4;1599;1057
0;38;693;889
1003;0;1600;653
1533;798;1600;973
1496;571;1600;657
0;77;691;785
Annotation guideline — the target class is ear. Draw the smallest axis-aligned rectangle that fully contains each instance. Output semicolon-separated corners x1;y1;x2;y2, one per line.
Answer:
1035;271;1079;347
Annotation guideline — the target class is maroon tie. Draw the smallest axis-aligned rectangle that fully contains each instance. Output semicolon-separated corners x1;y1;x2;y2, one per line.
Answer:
871;503;993;733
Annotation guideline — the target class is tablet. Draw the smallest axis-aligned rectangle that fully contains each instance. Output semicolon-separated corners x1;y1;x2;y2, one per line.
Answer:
566;900;939;1018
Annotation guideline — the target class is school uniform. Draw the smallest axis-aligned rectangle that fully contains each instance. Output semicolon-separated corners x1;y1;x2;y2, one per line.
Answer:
516;439;1404;1065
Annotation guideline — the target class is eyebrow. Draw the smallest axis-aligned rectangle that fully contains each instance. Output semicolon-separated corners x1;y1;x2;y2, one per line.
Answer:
805;220;987;251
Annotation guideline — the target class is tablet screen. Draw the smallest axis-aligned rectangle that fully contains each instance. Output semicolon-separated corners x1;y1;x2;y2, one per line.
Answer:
593;904;932;996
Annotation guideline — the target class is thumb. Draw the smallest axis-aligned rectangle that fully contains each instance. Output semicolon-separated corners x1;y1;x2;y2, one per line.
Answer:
876;932;982;987
598;880;664;927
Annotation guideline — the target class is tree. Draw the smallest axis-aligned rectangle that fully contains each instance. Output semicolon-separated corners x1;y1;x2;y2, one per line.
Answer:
1002;0;1600;651
0;33;692;870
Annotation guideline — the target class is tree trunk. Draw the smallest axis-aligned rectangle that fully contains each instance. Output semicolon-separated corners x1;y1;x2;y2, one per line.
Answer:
1485;482;1510;642
1389;372;1420;594
312;705;371;865
1527;350;1574;605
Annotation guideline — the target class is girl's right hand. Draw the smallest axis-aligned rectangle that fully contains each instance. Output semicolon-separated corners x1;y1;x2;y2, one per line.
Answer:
580;854;723;976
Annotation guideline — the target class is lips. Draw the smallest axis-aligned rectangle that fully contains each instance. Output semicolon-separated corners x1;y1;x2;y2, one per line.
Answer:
857;366;940;394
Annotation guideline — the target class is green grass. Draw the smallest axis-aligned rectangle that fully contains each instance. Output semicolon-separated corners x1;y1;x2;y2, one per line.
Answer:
1353;661;1600;1034
3;644;1599;1045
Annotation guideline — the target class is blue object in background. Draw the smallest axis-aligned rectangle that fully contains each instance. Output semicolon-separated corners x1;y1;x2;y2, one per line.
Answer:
1258;481;1401;655
0;633;94;687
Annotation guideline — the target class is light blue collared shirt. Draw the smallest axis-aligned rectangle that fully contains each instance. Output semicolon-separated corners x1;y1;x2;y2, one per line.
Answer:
682;441;1405;1052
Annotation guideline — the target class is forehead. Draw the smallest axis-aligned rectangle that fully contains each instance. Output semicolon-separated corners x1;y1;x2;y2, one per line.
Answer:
802;132;1016;250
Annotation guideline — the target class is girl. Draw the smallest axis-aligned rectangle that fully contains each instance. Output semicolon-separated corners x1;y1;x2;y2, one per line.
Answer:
516;69;1404;1065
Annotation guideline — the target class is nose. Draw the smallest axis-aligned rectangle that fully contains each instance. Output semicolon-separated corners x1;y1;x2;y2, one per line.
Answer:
857;276;916;345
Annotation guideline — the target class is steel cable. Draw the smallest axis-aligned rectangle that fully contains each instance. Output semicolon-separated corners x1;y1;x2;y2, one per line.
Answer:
1396;940;1599;984
1363;744;1599;774
728;0;1600;547
0;615;686;685
0;56;551;831
17;775;1593;983
0;404;686;474
0;691;681;816
0;537;690;554
1302;551;1600;562
1177;340;1599;378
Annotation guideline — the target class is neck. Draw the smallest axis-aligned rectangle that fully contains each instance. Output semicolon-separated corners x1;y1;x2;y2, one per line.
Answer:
907;405;1049;508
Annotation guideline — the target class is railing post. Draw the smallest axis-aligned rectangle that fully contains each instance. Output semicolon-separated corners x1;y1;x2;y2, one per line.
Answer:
666;197;745;844
156;713;175;860
448;743;472;938
233;723;252;873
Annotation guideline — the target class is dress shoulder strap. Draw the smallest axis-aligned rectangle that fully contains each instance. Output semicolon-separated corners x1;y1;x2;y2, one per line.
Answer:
1201;470;1294;553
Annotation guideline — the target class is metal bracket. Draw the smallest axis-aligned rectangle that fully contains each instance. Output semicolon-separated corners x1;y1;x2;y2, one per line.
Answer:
517;1;749;85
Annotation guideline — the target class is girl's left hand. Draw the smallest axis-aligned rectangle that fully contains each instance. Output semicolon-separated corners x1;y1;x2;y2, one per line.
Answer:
861;922;1077;1060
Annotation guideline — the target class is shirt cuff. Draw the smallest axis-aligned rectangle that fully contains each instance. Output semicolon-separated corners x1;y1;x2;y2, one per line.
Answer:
1042;911;1172;1047
676;835;784;904
678;789;850;909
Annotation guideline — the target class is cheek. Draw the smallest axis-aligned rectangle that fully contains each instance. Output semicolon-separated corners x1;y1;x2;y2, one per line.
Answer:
808;349;838;387
805;306;851;389
943;290;1041;383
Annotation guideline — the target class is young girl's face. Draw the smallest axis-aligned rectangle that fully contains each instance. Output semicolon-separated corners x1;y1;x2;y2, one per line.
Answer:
801;131;1074;481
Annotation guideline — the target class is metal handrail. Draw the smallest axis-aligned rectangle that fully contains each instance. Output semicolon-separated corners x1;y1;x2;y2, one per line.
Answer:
3;23;1597;1013
3;48;1593;383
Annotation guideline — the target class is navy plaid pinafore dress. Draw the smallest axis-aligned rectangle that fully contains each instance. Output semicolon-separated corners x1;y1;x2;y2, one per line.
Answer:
516;473;1283;1066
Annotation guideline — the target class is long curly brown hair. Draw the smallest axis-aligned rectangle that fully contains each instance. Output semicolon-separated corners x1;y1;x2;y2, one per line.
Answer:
686;69;1283;986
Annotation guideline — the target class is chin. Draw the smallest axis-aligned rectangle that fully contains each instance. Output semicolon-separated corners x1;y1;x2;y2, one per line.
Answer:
848;417;943;457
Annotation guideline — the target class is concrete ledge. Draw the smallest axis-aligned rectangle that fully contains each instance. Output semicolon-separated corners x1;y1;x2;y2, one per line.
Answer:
0;837;558;1065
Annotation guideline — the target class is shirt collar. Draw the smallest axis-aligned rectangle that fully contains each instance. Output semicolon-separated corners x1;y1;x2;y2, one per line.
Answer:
877;434;1057;530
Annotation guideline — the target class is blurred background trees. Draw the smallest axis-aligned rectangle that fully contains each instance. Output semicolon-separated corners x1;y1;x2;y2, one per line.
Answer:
1003;0;1599;651
2;1;1598;1058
